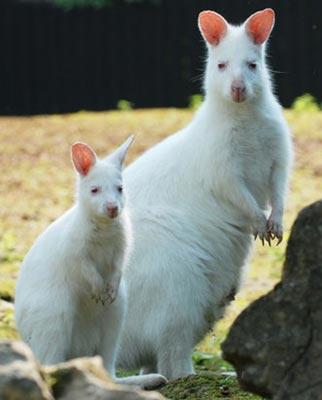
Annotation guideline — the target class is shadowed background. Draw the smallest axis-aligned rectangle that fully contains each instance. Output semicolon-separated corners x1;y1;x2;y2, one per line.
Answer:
0;0;321;115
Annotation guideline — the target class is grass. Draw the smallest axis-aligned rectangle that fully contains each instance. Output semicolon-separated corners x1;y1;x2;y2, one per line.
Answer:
0;301;16;339
0;108;321;399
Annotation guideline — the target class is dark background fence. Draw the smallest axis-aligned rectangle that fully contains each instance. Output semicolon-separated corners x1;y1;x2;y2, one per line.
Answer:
0;0;321;115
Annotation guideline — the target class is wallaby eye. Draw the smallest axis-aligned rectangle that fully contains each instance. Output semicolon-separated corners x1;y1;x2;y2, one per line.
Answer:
247;62;257;70
218;62;228;71
91;187;100;194
117;185;123;193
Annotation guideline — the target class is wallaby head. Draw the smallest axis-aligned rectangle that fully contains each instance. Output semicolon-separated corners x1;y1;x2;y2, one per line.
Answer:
198;8;275;104
71;135;134;220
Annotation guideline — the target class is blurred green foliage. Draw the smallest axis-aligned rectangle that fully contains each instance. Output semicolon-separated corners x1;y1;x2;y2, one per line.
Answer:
51;0;160;9
292;93;320;112
189;93;322;113
188;94;203;110
116;99;133;111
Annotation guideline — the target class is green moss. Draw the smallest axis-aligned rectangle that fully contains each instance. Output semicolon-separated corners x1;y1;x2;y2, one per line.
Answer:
160;374;260;400
42;370;59;393
45;368;74;398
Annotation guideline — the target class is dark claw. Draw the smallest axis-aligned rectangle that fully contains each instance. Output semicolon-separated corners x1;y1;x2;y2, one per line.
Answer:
276;235;283;246
261;237;265;246
254;233;258;240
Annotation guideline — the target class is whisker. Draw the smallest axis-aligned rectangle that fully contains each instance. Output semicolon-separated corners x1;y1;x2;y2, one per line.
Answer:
269;69;288;75
190;72;205;83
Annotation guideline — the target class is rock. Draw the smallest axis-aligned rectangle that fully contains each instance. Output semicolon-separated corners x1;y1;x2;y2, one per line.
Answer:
0;340;53;400
0;340;165;400
222;200;322;400
45;357;165;400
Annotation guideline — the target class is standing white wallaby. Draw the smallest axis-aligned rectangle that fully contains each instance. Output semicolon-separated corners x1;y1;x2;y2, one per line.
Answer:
15;137;166;389
117;9;293;379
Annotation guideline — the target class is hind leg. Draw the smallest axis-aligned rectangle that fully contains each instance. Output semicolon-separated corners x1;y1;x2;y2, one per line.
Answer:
18;307;72;365
157;342;195;380
99;282;167;389
31;328;69;365
155;321;196;380
99;281;127;376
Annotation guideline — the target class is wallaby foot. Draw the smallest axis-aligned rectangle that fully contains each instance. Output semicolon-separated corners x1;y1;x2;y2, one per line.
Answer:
116;373;167;390
157;345;195;380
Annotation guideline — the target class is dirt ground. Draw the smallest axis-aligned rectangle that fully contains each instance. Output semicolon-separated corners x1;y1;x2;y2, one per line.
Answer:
1;108;321;399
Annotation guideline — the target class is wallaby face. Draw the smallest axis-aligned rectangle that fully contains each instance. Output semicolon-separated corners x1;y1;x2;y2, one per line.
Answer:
72;136;133;220
198;9;275;103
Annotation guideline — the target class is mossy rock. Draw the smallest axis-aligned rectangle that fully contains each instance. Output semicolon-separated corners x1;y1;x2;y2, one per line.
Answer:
159;373;261;400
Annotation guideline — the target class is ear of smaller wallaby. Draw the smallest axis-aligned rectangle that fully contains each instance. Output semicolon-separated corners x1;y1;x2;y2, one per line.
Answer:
71;143;97;176
245;8;275;45
198;11;228;46
109;134;134;168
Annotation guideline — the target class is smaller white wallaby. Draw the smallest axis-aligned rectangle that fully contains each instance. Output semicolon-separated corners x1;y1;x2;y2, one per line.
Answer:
15;137;166;389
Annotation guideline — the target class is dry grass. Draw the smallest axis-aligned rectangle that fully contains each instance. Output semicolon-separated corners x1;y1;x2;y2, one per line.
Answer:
0;108;321;398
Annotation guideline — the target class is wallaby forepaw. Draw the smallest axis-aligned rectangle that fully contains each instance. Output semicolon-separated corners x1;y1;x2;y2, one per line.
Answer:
253;213;283;246
253;214;271;246
91;293;101;304
91;283;117;306
267;215;283;245
104;283;117;304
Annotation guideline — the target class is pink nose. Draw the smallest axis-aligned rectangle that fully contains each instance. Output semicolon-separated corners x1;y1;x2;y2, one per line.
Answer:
106;205;118;219
231;81;246;103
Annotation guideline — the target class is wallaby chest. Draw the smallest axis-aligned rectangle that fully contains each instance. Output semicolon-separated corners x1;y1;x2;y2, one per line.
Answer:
232;122;273;169
211;117;276;205
85;225;124;278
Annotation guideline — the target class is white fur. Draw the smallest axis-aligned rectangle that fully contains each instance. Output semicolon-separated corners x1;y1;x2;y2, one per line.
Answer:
117;11;293;379
15;138;166;389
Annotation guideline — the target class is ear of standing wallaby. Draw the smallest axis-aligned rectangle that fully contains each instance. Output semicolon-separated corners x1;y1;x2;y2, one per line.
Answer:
108;135;134;168
198;11;228;46
245;8;275;45
71;142;97;176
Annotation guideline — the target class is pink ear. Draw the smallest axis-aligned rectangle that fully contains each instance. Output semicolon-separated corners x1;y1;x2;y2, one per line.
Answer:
198;11;228;46
245;8;275;45
71;143;96;176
